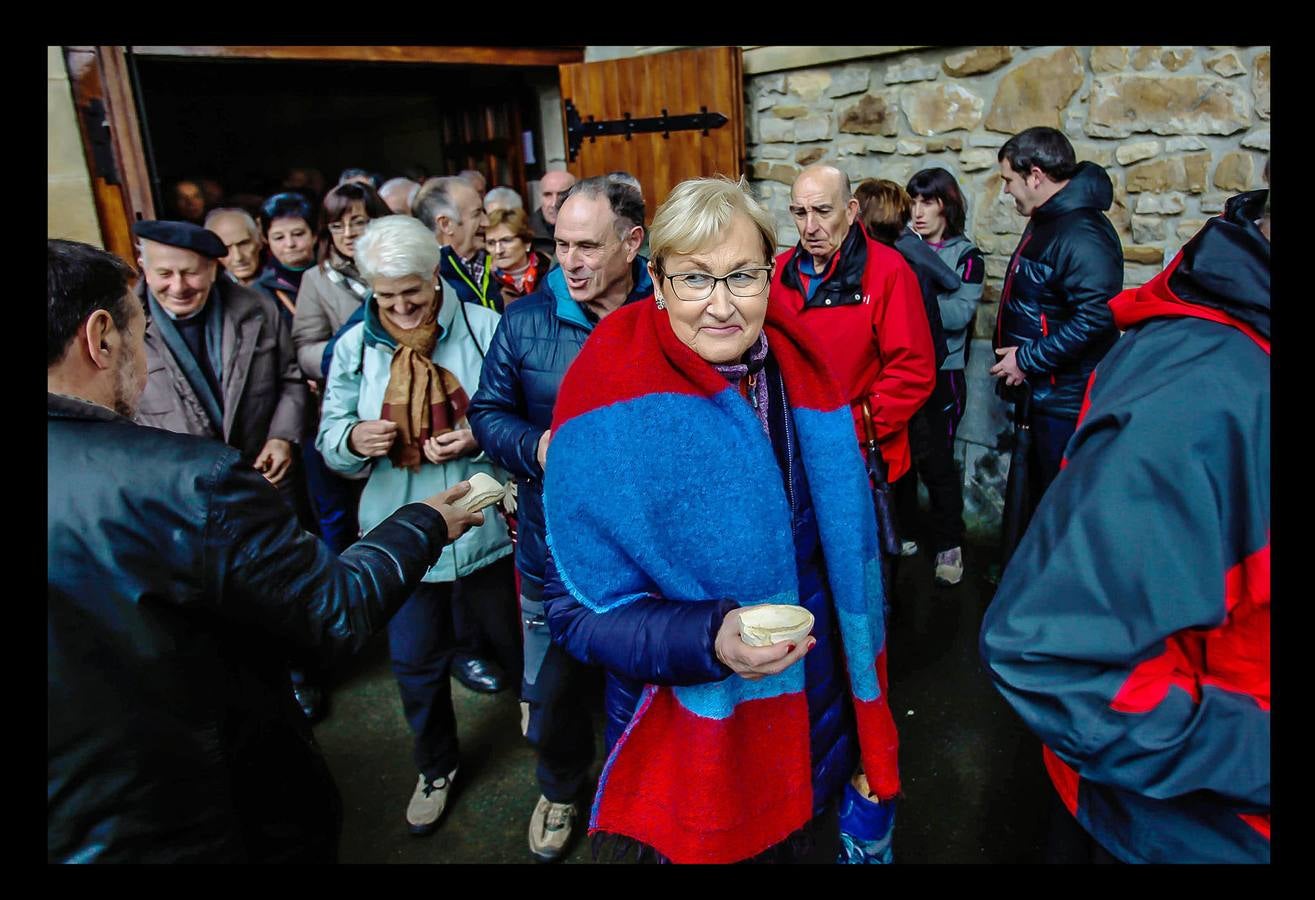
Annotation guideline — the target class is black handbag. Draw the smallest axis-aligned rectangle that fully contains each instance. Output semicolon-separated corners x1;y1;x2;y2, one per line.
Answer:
859;400;903;558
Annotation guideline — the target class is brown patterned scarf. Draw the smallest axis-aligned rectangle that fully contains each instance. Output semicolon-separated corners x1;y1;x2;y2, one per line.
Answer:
378;296;471;472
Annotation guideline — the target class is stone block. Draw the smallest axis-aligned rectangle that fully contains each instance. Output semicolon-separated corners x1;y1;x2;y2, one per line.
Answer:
1253;51;1270;120
772;105;809;119
1132;46;1162;70
757;73;786;95
985;47;1084;133
969;132;1007;148
960;148;997;172
836;137;869;157
1087;75;1251;137
1160;48;1194;72
839;92;901;136
1131;215;1167;244
1205;51;1246;78
1134;192;1187;214
985;255;1010;280
1176;219;1208;240
1120;242;1162;263
1090;46;1128;73
884;58;940;84
1241;128;1270;151
758;144;792;160
1115;140;1162;165
1200;194;1228;214
793;116;831;143
957;339;1014;449
942;46;1013;78
972;232;1020;255
824;66;871;99
751;161;801;186
1165;136;1207;152
897;140;926;156
756;117;794;144
756;93;778;111
901;82;986;136
978;185;1028;236
795;147;826;166
1125;154;1211;193
1214;151;1255;191
787;70;832;101
1072;141;1116;168
1124;263;1165;288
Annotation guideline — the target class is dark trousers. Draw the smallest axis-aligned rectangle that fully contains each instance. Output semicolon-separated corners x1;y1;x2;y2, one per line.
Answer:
300;439;364;556
387;556;519;779
894;368;967;553
1026;410;1077;517
521;587;595;802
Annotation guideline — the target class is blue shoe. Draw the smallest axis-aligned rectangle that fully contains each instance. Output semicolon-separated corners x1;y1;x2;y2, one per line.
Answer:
837;781;896;864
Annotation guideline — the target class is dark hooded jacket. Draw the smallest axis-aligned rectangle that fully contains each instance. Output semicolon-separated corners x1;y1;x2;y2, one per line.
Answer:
980;190;1270;863
994;161;1123;418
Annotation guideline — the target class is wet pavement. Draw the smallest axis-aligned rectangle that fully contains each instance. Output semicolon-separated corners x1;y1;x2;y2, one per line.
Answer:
315;540;1050;864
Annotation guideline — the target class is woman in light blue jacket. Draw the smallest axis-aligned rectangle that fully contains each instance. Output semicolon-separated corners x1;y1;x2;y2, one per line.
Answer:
317;215;516;837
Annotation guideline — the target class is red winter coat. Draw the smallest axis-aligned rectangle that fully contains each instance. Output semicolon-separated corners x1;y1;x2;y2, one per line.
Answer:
771;222;935;481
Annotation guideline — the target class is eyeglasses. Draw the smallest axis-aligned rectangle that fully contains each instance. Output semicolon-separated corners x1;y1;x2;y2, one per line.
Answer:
328;217;370;235
487;237;524;249
662;266;773;302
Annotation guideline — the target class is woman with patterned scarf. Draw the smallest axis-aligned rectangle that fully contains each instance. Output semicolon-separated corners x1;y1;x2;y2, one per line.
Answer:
485;207;553;305
541;177;901;864
316;215;521;839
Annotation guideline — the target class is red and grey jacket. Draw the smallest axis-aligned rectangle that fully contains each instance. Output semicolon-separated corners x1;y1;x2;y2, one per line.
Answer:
770;221;936;482
980;189;1270;863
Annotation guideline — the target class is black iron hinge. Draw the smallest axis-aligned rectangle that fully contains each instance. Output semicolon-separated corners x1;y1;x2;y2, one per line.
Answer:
564;99;728;162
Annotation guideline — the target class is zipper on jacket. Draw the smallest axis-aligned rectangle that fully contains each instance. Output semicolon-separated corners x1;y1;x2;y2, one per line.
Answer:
1039;312;1056;386
997;231;1035;346
777;371;797;528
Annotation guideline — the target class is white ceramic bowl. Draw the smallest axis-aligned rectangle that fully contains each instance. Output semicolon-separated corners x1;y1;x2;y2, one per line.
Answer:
739;604;815;647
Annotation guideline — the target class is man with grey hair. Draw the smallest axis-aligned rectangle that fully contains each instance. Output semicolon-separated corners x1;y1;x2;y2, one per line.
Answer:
529;170;576;260
204;207;265;288
458;168;487;198
484;186;524;216
379;176;421;216
414;176;504;314
468;175;651;861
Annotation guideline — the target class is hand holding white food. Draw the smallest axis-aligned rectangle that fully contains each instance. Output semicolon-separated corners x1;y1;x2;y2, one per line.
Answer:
715;608;814;680
422;481;487;541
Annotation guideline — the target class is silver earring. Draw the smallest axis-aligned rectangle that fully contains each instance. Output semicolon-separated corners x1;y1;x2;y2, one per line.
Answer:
655;294;666;310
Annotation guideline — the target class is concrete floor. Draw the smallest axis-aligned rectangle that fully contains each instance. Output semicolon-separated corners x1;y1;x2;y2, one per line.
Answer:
314;540;1050;864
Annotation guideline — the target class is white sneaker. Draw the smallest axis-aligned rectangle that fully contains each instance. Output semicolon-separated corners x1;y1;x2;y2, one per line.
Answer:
899;540;920;558
528;794;577;862
934;547;964;586
406;768;457;836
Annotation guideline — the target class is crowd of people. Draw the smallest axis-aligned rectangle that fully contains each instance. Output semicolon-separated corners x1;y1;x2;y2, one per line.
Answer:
48;126;1270;864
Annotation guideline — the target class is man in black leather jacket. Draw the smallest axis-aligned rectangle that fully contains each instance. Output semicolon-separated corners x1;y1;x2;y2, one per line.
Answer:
47;239;485;863
992;127;1123;518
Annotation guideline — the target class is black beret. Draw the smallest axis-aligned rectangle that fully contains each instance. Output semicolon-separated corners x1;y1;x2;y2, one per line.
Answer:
132;220;228;259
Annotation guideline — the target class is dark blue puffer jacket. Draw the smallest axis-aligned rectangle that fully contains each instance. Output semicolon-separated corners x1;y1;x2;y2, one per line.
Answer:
467;258;653;595
543;354;859;816
995;161;1123;419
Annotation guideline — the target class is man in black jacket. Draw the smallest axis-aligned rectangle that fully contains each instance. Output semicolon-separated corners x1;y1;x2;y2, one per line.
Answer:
47;239;485;863
992;127;1122;521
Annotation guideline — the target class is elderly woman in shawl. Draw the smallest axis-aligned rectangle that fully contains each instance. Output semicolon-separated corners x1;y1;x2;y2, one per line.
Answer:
316;215;518;837
540;177;901;864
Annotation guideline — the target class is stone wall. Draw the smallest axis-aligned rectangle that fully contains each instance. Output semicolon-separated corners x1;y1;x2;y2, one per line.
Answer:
745;45;1270;541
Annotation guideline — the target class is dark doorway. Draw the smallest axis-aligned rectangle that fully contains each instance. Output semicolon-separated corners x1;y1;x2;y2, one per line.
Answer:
131;55;556;217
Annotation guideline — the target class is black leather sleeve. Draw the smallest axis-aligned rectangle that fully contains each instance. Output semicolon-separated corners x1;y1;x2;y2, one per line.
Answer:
201;451;450;664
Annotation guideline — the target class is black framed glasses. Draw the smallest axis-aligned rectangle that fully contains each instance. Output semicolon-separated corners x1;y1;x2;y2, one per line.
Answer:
662;266;773;302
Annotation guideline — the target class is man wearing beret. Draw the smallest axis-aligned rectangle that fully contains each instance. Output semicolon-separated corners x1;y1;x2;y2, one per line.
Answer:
133;219;307;487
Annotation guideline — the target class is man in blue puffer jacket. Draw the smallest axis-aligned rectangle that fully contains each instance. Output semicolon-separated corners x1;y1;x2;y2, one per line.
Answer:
467;175;651;862
991;127;1123;521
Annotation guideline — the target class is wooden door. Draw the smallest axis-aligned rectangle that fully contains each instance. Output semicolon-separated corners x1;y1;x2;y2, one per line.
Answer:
558;47;744;225
63;47;156;264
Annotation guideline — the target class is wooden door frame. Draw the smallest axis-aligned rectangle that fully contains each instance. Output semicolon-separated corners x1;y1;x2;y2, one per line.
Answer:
71;45;587;255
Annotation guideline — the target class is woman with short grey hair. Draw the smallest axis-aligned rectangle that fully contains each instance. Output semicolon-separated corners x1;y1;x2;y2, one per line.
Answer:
317;214;521;839
539;177;900;864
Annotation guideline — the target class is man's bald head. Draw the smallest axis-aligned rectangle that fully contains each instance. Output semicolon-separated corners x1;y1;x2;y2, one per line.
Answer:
539;170;578;227
789;164;860;268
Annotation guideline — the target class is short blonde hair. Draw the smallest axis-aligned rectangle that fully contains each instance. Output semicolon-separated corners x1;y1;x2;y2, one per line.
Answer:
487;207;535;246
648;176;777;272
355;215;443;283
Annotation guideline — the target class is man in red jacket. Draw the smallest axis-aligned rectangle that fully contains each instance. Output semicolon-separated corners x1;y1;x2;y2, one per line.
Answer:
770;163;936;486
